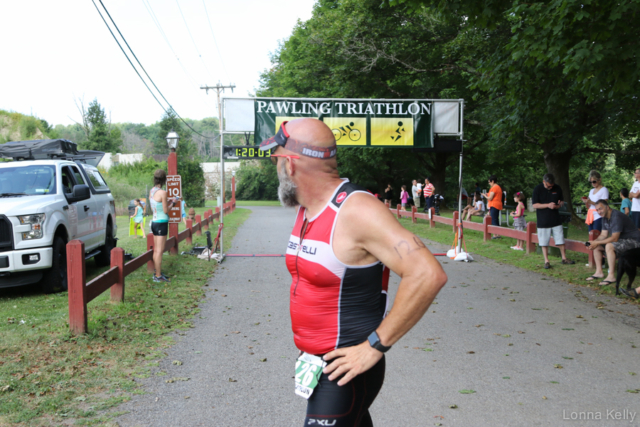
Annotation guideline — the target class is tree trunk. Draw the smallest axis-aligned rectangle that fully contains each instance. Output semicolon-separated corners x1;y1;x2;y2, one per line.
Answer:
542;144;574;217
431;152;449;200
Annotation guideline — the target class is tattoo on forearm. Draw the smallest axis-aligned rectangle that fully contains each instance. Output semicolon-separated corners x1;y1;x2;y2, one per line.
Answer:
393;237;427;259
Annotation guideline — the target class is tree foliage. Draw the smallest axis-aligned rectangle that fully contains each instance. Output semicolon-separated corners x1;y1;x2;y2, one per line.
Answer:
78;99;122;153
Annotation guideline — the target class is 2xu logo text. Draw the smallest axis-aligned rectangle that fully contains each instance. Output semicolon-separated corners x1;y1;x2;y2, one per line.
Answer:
307;419;337;426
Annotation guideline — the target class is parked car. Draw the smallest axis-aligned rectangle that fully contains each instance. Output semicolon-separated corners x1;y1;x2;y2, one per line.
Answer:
0;139;117;293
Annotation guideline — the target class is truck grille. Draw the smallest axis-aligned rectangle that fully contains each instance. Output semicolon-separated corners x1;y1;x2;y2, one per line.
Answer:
0;215;14;253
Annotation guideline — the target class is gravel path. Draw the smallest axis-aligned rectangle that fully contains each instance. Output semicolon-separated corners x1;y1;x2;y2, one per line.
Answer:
115;206;640;426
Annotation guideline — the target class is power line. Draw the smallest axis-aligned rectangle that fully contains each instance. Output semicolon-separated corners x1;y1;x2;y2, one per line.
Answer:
202;0;230;81
141;0;201;91
175;0;215;82
92;0;215;140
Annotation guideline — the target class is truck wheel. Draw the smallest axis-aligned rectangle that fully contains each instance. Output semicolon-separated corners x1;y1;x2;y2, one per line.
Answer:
95;222;115;267
42;236;68;294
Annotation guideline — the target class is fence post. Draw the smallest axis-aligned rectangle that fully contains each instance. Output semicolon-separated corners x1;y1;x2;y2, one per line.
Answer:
588;229;600;268
453;211;459;233
186;219;193;246
483;215;491;241
396;204;401;219
429;207;435;228
195;215;202;236
110;247;125;302
204;211;210;230
526;221;536;254
67;240;87;335
411;206;416;223
146;234;154;272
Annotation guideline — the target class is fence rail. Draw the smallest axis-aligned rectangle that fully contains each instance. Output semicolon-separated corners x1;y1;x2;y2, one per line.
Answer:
391;204;599;267
67;202;236;334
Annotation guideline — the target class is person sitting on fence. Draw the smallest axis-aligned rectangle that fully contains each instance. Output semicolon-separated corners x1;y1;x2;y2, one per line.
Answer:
620;188;632;216
150;169;177;283
384;184;393;205
586;199;640;286
510;192;526;251
532;173;575;269
463;192;485;221
130;198;146;238
583;170;609;232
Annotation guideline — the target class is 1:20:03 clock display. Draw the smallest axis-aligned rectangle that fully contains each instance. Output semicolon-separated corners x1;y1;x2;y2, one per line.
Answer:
222;145;271;160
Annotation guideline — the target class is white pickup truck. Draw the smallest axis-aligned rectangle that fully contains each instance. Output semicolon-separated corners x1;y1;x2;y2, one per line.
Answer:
0;139;117;293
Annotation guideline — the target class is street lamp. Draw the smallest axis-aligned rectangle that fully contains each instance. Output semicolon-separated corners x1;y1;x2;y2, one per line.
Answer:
166;129;179;152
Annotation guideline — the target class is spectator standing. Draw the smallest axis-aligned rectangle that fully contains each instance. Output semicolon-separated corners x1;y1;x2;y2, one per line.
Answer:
384;184;394;206
483;175;503;239
463;192;485;221
423;177;435;212
510;192;526;250
474;182;482;194
630;168;640;229
620;188;632;216
411;180;422;209
181;200;188;225
583;170;609;232
130;198;146;238
586;200;640;287
149;169;177;283
400;185;409;210
532;174;575;269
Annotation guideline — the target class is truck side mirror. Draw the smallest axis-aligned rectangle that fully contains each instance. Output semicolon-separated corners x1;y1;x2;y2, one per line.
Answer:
66;184;91;203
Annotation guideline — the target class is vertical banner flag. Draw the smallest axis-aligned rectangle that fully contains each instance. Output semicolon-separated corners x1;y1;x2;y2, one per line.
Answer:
254;99;434;148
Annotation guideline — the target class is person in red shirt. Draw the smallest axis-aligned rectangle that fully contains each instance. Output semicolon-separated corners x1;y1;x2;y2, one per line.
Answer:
423;177;435;213
483;175;503;239
259;118;447;426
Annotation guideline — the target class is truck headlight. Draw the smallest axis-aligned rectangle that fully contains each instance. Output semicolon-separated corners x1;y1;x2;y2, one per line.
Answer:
18;214;46;240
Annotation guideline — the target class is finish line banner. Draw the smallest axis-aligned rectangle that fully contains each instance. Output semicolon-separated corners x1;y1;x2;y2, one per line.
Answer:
254;98;434;148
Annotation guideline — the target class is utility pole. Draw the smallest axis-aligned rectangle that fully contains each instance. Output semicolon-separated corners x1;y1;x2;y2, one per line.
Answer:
201;82;235;260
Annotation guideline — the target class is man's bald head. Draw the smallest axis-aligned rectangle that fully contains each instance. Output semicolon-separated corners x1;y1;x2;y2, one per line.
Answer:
286;118;336;149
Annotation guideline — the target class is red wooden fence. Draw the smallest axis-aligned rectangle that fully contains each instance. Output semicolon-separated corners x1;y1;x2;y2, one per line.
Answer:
390;204;599;267
67;202;235;334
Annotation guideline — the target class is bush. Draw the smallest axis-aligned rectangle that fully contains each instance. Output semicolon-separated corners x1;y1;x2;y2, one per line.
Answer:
235;160;279;200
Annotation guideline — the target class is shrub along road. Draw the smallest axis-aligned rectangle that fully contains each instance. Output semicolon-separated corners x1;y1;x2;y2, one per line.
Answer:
115;206;640;426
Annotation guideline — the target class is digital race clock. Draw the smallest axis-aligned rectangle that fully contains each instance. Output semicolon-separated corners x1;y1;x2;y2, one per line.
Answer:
222;145;272;160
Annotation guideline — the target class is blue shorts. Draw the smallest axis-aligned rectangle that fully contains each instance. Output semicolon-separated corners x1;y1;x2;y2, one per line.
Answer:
631;211;640;229
588;217;602;232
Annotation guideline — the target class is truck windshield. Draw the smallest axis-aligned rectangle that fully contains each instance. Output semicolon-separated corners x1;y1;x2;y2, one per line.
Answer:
0;165;56;196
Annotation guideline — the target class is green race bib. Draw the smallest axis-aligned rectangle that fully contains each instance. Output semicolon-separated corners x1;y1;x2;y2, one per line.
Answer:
294;352;326;399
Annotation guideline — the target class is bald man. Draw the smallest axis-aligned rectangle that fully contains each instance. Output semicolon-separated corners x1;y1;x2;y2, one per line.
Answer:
260;118;447;427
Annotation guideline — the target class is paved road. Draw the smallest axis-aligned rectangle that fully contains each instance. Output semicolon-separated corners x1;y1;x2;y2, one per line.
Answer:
115;206;640;427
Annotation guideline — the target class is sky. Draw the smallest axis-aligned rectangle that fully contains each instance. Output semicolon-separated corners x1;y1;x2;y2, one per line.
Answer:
0;0;316;126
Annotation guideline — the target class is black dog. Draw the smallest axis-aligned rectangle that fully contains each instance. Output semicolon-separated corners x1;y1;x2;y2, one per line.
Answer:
616;247;640;296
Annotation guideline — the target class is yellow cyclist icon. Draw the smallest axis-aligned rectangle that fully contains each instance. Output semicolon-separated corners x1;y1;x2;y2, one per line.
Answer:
332;122;362;142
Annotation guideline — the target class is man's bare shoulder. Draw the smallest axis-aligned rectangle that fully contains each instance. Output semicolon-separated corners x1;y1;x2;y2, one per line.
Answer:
340;192;398;227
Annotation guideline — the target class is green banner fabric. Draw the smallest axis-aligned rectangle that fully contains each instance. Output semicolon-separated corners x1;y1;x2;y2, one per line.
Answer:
254;98;433;148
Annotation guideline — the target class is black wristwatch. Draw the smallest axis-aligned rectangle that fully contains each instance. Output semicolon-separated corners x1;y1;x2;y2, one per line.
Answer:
368;331;391;353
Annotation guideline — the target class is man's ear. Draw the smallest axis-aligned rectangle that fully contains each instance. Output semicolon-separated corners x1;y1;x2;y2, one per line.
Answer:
287;157;296;176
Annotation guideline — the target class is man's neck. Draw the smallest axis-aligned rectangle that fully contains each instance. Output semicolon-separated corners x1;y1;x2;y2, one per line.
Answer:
605;208;612;219
297;173;344;218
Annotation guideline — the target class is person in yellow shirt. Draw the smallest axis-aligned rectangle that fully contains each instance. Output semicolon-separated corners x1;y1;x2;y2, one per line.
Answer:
483;175;503;239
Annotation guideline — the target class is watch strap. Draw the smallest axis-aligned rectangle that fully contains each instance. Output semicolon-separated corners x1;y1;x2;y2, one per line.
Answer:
368;331;391;353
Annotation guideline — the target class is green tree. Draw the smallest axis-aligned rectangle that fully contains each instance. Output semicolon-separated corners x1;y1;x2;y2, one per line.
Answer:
258;0;496;198
79;99;122;153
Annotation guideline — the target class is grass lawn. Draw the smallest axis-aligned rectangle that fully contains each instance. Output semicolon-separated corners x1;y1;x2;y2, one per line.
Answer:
399;214;631;301
0;207;250;426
